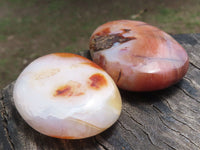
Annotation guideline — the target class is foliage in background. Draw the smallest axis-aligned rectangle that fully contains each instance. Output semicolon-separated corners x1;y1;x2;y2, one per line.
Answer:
0;0;200;88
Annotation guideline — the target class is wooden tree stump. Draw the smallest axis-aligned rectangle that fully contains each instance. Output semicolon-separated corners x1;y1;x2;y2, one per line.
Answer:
1;34;200;150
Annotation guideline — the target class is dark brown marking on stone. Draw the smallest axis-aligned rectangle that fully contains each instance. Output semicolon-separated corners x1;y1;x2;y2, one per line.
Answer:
54;81;84;97
122;29;131;32
90;33;136;52
54;85;72;97
117;70;122;83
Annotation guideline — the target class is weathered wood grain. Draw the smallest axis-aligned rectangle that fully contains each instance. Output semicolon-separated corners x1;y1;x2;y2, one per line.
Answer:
1;34;200;150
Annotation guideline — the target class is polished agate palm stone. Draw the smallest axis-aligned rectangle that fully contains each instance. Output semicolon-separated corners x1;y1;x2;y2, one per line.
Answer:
89;20;189;91
13;53;122;139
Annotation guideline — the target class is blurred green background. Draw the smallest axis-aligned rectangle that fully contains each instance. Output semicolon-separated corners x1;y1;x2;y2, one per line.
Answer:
0;0;200;88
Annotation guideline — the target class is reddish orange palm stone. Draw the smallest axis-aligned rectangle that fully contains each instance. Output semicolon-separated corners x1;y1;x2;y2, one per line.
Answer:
89;20;189;91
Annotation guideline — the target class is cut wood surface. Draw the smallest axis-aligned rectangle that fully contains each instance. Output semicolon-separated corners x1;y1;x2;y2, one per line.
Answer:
1;34;200;150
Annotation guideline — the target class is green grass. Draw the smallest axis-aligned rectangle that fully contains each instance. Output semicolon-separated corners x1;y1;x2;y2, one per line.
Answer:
156;7;180;22
0;0;200;88
0;59;8;66
46;1;66;13
0;35;6;41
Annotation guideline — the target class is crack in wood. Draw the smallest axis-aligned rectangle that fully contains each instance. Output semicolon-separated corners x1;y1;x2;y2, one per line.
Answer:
188;107;198;114
158;116;190;149
123;109;144;127
183;76;200;90
189;61;200;70
94;136;109;150
0;90;15;150
163;99;173;112
150;104;196;148
152;103;189;127
180;134;200;149
159;116;200;149
122;109;162;149
162;141;176;150
175;85;200;103
116;120;137;150
140;129;162;150
163;90;200;116
158;116;192;149
117;120;138;140
171;116;199;133
152;105;163;114
160;114;200;145
175;108;198;120
159;116;181;134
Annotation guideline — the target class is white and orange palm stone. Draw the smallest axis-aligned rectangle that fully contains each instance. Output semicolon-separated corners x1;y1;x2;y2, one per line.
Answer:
13;53;122;139
89;20;189;91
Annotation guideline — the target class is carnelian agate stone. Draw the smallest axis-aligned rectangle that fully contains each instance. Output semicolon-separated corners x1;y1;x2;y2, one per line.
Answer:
89;20;189;91
13;53;122;139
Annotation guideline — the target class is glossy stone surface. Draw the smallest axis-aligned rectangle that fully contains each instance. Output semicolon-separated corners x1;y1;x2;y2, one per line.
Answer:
13;53;122;139
89;20;189;91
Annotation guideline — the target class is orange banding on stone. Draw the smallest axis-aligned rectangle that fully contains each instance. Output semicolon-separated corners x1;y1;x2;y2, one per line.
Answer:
81;62;103;70
54;53;77;58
